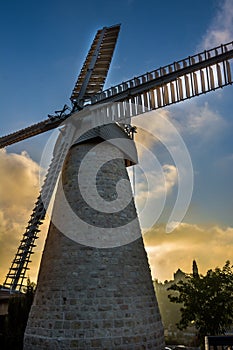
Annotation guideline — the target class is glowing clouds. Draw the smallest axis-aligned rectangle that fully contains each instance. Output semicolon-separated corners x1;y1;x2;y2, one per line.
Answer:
0;149;47;284
143;223;233;282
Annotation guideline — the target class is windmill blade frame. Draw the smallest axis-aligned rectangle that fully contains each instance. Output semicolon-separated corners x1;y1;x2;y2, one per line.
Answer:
1;26;233;292
70;24;121;107
2;24;121;292
0;41;233;150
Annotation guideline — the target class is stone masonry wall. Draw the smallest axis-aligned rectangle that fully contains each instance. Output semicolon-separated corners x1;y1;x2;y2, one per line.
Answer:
24;138;165;349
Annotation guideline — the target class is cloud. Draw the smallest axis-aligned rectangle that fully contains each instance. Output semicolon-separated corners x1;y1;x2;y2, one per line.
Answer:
185;102;223;135
134;109;171;149
127;111;180;229
143;222;233;282
0;149;48;285
199;0;233;49
171;101;227;141
128;163;178;230
129;110;194;232
133;164;177;208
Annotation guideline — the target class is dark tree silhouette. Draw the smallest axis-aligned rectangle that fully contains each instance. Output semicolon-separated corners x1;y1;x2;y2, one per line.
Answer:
192;260;199;278
168;261;233;348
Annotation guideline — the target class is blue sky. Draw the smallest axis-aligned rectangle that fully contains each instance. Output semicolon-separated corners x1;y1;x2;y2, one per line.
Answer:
0;0;224;133
0;0;233;282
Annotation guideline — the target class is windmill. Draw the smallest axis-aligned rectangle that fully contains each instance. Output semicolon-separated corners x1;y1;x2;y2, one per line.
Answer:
1;24;233;349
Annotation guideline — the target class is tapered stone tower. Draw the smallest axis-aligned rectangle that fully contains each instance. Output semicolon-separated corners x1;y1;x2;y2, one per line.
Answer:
2;23;233;350
24;125;164;349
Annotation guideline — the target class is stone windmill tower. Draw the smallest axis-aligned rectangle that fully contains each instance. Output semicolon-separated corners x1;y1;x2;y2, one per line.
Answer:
1;24;233;349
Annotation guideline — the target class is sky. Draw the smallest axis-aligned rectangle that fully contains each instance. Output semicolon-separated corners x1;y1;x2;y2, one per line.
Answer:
0;0;233;283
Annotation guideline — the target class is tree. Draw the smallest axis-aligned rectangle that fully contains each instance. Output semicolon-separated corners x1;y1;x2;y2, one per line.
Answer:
192;260;199;278
168;261;233;348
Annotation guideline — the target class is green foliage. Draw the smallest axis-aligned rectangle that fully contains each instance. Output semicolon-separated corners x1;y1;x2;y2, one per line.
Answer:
168;261;233;347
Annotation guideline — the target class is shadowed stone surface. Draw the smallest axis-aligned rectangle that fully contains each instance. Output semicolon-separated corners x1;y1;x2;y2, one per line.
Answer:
24;137;164;349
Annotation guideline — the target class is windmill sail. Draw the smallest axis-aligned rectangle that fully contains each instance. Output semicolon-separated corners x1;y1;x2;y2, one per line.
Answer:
3;25;121;291
3;124;76;291
0;41;233;149
0;114;69;149
90;41;233;112
70;24;121;105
